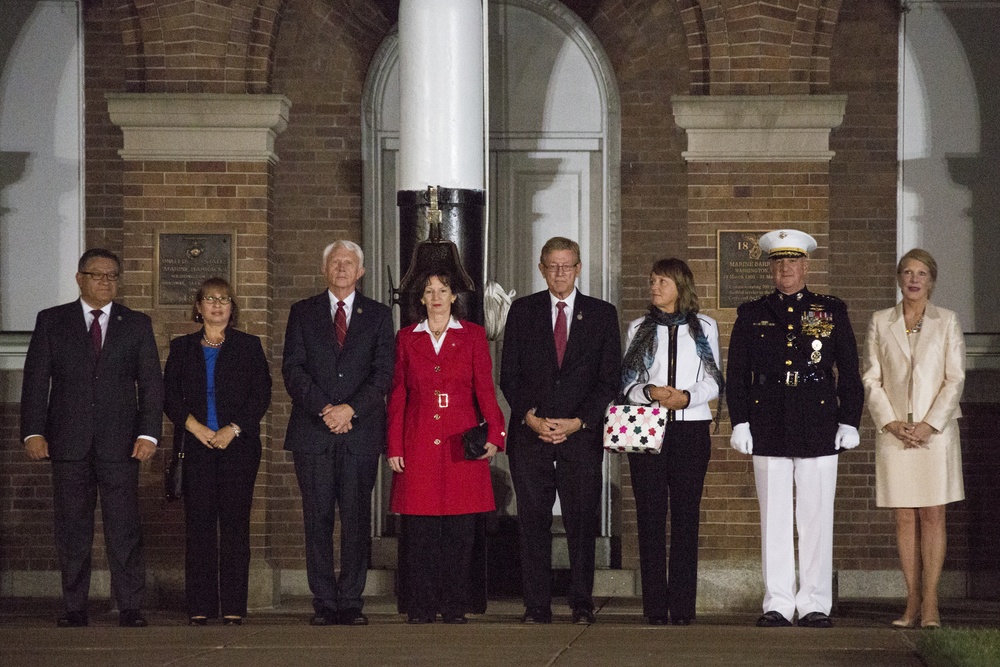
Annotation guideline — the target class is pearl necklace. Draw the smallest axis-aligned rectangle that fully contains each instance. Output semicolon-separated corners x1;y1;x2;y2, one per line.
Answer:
203;335;225;348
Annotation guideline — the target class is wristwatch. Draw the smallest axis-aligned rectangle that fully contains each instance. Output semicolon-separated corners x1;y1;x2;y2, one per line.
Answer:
229;423;241;438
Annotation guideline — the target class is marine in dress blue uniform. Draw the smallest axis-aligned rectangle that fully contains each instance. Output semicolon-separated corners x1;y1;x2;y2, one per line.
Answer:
726;229;863;628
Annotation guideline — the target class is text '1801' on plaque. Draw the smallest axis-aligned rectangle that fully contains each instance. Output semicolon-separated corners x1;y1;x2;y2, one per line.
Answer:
716;230;772;309
157;233;233;306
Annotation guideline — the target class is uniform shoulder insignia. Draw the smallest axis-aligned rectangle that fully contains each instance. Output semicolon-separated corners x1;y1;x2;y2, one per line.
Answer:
812;292;845;306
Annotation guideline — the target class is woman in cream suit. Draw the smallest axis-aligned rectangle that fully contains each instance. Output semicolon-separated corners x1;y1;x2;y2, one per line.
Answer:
862;249;965;629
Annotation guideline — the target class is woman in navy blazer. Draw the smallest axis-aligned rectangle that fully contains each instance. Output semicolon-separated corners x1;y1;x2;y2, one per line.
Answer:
164;278;271;625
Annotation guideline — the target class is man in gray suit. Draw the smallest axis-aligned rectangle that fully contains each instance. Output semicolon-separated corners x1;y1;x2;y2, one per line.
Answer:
283;240;395;626
21;248;164;628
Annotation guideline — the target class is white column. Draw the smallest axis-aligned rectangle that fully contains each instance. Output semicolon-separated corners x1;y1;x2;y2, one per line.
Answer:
398;0;484;190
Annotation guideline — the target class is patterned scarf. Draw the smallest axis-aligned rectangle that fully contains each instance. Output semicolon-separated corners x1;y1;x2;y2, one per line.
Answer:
619;307;725;427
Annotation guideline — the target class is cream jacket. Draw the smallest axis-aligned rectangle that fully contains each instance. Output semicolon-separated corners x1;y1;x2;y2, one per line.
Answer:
862;301;964;431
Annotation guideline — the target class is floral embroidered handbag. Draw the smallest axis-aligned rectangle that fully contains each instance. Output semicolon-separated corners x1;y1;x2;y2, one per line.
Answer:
602;404;666;454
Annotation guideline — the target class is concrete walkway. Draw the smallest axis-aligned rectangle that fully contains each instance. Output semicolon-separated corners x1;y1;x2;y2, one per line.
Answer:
1;597;995;667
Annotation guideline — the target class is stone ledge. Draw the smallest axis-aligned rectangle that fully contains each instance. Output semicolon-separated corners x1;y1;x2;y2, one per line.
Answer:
106;93;291;162
672;94;847;162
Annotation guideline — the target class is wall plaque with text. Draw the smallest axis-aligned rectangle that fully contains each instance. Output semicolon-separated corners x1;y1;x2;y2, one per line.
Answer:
716;230;772;309
156;232;234;306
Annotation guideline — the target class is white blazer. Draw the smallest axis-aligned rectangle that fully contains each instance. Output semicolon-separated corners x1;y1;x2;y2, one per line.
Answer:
862;301;965;507
862;301;964;431
622;313;720;422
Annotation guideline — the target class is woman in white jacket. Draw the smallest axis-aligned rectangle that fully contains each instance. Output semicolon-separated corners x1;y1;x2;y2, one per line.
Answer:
862;248;964;629
620;258;722;626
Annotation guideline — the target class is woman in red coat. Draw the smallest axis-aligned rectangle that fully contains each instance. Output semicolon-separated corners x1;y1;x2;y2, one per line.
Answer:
387;271;506;624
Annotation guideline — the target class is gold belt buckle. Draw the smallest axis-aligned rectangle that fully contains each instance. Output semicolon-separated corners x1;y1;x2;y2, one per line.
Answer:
437;393;449;408
785;371;799;387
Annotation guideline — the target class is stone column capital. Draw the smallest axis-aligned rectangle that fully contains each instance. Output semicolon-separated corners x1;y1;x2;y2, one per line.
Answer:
671;94;847;162
106;93;292;162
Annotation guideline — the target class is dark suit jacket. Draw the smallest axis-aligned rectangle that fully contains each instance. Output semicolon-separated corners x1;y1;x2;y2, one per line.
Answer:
500;290;621;463
20;299;164;461
163;327;272;454
726;288;864;457
282;291;395;456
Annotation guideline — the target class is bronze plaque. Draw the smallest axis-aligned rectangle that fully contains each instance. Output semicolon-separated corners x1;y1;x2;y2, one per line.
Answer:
717;230;772;309
156;233;234;306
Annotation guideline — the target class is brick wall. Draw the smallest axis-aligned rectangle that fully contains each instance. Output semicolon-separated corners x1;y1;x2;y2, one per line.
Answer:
9;0;979;601
828;0;901;570
267;0;390;570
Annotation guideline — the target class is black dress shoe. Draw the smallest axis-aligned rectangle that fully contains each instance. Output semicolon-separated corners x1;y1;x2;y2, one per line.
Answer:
56;611;88;628
441;614;467;624
756;611;792;627
119;609;148;627
571;606;596;625
188;616;208;626
407;615;434;624
223;616;243;626
647;615;669;626
309;610;338;626
797;611;833;628
671;617;692;626
521;607;552;624
338;608;368;626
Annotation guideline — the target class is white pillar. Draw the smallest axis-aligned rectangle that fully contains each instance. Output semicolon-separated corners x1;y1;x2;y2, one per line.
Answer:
398;0;484;190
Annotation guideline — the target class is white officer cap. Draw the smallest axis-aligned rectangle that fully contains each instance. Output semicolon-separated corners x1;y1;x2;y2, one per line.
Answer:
758;229;817;259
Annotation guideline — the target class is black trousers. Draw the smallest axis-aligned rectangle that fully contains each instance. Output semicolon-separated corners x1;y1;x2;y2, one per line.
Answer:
183;443;261;617
293;447;379;614
402;514;477;619
51;454;145;613
628;420;711;620
509;449;602;611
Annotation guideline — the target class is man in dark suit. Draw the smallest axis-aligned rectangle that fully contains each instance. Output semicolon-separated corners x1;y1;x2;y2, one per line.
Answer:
282;239;394;626
21;248;164;628
500;236;621;625
727;229;863;629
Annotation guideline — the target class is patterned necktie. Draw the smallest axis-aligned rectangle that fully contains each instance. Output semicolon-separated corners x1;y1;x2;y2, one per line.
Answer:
334;301;348;348
89;309;103;356
554;301;567;367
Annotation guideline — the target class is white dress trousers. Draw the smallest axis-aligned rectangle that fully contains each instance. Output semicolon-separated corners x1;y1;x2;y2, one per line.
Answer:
753;454;839;619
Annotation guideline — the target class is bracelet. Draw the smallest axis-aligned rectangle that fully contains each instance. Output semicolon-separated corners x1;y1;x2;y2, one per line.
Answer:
681;390;691;408
642;384;654;403
229;423;241;438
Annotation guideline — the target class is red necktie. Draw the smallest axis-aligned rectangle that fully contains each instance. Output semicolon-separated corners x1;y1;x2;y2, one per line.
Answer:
334;301;348;348
554;301;567;367
89;309;103;356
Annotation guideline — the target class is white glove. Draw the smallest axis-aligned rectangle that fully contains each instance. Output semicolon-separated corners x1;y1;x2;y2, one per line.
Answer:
730;422;753;455
835;423;860;450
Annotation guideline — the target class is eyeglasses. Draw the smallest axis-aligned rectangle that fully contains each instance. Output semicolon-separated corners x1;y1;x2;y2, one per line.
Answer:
80;272;120;282
542;263;579;275
201;296;232;304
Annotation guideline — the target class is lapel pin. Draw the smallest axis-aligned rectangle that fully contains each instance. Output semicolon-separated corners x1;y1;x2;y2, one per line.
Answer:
576;312;583;320
356;307;363;314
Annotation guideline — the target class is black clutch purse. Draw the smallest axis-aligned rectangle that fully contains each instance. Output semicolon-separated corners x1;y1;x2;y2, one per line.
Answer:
165;433;186;502
463;422;489;460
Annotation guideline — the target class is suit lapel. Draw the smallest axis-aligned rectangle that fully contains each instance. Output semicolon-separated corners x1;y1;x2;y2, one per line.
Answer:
888;303;911;362
911;301;940;361
338;293;371;354
70;301;99;364
562;295;588;368
533;294;560;370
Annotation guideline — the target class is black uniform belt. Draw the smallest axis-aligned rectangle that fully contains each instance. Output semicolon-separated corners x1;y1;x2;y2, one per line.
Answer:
754;370;830;387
